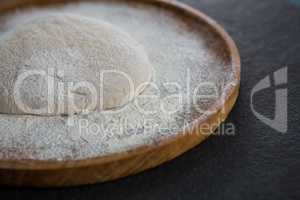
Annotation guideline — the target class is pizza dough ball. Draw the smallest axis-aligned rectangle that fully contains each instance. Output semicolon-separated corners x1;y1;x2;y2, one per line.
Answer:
0;14;153;115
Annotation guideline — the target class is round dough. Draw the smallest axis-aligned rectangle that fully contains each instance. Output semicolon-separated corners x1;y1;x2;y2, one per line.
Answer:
0;14;153;116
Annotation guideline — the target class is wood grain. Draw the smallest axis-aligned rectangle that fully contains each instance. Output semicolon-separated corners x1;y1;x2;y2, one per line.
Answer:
0;0;241;187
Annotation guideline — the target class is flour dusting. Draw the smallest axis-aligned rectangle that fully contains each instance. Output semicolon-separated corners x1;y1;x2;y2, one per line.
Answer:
0;1;238;161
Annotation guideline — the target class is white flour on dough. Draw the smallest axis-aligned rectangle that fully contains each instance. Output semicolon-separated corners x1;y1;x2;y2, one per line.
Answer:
0;1;237;161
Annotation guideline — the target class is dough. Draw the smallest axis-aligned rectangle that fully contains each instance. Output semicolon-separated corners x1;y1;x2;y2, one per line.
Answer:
0;14;153;116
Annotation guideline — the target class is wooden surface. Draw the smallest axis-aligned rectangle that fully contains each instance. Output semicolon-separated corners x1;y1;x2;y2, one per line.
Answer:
0;0;240;187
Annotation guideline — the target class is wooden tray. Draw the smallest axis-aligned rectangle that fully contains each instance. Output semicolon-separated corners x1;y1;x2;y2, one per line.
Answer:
0;0;240;187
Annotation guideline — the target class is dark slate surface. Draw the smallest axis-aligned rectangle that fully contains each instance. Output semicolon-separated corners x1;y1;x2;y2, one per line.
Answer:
1;0;299;199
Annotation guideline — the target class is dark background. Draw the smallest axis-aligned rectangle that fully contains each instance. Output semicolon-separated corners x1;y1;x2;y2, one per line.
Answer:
1;0;300;199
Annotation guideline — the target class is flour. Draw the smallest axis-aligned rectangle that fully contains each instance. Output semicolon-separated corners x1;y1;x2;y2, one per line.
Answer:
0;1;238;160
